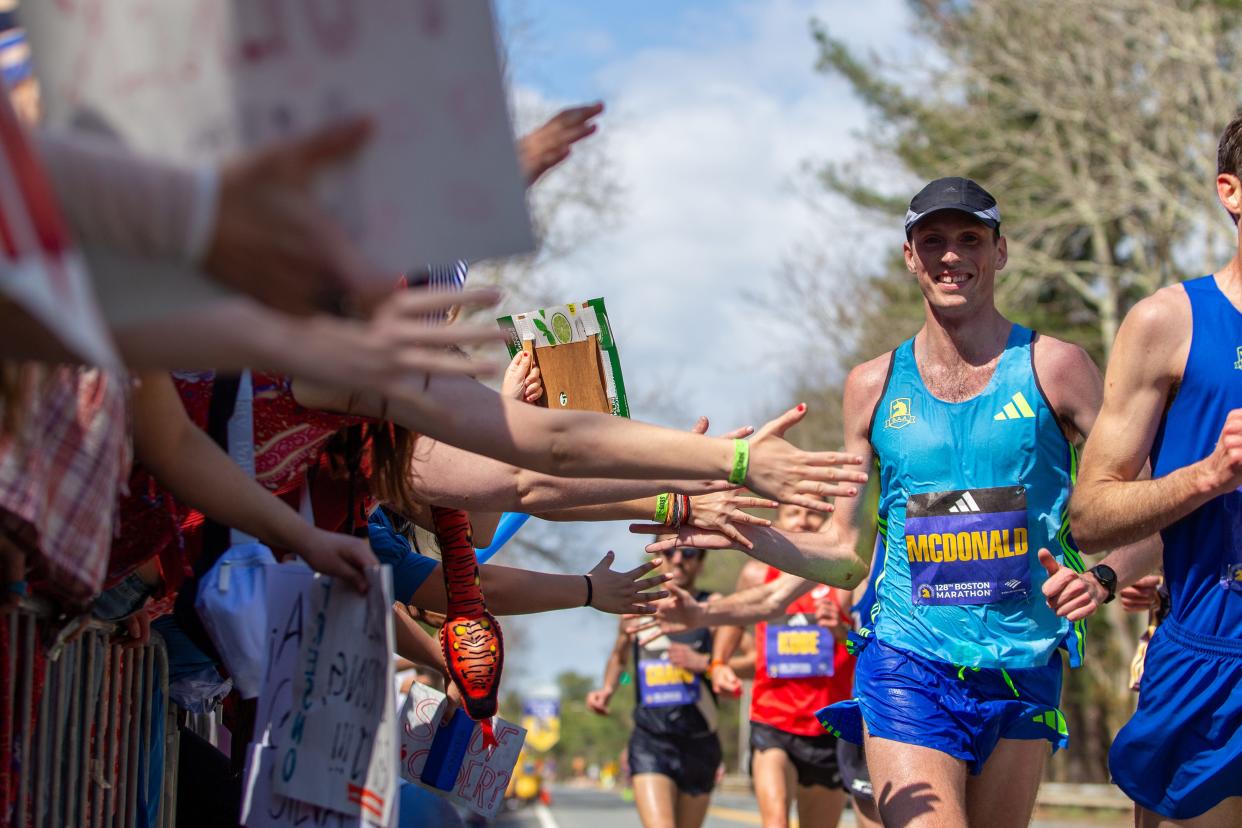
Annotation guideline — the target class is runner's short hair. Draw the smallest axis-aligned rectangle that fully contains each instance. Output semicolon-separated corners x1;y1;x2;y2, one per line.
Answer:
1217;111;1242;179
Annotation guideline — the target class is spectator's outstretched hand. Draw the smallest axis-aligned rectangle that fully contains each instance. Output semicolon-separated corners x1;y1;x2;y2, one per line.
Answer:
208;117;385;316
586;551;672;615
518;103;604;186
746;404;868;512
292;286;506;395
623;583;706;645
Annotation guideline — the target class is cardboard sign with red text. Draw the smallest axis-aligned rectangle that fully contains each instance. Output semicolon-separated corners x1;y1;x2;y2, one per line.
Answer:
398;682;525;819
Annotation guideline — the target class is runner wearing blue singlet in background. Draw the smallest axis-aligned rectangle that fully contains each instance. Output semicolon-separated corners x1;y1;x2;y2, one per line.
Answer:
639;177;1162;827
1069;113;1242;828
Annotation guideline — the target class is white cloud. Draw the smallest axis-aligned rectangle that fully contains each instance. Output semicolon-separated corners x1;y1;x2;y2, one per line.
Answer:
528;0;910;427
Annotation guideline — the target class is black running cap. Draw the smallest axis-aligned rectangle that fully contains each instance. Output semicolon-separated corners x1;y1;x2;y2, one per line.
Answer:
904;177;1001;237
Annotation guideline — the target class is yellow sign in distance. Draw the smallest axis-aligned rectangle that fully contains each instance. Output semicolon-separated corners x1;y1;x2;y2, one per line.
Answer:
521;714;561;753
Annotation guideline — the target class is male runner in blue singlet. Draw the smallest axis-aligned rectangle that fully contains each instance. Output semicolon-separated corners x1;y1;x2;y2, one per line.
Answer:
639;177;1161;827
1069;115;1242;827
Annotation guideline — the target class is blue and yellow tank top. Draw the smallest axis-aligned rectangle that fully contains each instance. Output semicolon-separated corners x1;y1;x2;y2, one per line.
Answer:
1150;275;1242;639
869;324;1084;668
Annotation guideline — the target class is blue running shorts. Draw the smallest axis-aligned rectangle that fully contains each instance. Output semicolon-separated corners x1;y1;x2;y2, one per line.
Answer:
816;636;1067;773
1109;617;1242;820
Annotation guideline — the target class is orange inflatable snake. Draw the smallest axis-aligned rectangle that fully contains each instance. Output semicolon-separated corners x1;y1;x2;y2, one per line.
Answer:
431;506;504;750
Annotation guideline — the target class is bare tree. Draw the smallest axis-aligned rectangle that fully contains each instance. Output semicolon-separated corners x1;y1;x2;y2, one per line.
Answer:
813;0;1242;358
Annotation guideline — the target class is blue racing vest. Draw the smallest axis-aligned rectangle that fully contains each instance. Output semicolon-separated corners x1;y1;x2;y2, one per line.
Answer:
1150;275;1242;639
869;324;1084;668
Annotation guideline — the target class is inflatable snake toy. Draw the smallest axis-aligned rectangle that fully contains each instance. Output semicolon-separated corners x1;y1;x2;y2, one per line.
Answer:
431;506;504;750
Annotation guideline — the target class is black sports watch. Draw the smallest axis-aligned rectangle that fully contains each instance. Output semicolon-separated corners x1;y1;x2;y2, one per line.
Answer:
1087;564;1117;604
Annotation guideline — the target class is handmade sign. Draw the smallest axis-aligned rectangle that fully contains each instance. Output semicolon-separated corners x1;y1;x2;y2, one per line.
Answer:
431;506;504;750
23;0;534;284
498;298;630;417
263;566;398;823
244;564;390;827
241;744;391;828
398;682;526;820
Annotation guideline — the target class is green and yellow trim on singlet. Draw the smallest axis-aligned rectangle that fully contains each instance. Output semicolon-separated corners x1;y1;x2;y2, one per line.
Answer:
1058;443;1087;666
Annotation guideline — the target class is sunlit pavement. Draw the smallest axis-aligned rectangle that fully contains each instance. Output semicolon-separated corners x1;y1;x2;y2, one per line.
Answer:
489;785;1131;827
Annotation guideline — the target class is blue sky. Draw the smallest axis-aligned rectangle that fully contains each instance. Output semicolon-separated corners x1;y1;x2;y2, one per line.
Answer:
489;0;913;697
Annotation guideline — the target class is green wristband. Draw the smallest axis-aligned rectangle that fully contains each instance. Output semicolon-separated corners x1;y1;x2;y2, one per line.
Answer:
654;493;672;523
728;438;750;485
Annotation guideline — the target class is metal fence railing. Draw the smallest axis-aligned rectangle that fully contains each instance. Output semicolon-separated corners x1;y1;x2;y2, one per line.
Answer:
1;600;178;828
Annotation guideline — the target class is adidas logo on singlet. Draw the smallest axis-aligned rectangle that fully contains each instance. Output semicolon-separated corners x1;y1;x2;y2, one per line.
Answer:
947;491;981;513
993;391;1036;421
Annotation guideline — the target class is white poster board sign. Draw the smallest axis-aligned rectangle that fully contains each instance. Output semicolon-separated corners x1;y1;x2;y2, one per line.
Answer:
23;0;534;278
242;744;392;828
244;564;396;826
398;682;525;819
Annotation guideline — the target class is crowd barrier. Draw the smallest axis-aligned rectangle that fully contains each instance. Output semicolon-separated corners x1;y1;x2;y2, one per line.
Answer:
1;600;178;828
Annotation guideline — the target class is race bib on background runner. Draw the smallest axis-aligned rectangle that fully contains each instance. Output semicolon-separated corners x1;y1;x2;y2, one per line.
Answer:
765;613;833;679
637;658;700;708
905;486;1031;606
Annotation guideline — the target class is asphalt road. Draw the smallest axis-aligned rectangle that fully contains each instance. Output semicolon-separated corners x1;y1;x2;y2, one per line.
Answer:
490;785;1131;828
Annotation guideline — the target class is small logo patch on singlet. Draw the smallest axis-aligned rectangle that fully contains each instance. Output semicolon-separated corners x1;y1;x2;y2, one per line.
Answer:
905;485;1032;605
992;391;1037;421
885;397;916;429
1234;346;1242;371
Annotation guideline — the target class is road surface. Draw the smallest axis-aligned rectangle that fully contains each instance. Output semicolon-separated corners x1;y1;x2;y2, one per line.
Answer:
490;785;1130;827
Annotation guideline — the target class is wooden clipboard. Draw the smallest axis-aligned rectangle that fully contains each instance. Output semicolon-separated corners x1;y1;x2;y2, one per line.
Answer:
523;336;611;414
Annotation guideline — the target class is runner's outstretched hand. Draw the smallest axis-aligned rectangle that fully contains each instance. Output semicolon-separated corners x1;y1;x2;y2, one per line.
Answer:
744;404;867;512
586;552;672;615
623;583;707;645
1039;548;1106;622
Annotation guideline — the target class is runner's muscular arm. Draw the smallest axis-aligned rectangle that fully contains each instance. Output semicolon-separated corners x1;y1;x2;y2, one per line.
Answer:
1065;291;1225;551
710;561;768;666
730;631;756;678
1031;331;1165;616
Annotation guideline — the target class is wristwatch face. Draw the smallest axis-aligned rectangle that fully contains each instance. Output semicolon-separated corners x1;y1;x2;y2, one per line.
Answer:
1090;564;1117;599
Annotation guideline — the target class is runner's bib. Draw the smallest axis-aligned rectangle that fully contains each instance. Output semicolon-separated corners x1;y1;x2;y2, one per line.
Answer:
764;613;834;679
905;485;1031;606
637;658;700;708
